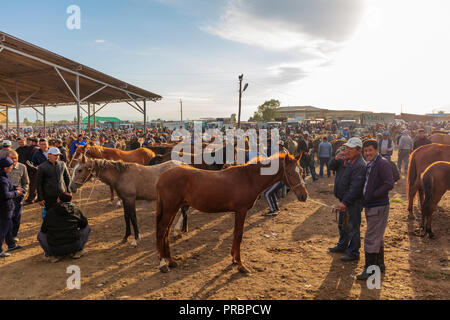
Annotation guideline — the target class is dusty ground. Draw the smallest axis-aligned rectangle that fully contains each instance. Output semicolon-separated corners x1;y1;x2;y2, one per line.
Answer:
0;150;448;300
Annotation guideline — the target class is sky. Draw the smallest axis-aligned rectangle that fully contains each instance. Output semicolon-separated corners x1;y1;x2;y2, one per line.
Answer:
1;0;450;122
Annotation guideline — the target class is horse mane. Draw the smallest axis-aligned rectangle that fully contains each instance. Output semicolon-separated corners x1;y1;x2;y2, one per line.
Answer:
90;158;132;174
86;145;104;158
234;152;293;168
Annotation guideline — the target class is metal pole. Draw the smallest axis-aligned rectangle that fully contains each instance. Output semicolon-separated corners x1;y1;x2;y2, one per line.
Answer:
143;99;147;132
88;102;91;135
76;74;81;134
5;105;8;133
43;104;46;137
93;104;96;131
180;99;183;122
238;75;243;129
15;81;20;134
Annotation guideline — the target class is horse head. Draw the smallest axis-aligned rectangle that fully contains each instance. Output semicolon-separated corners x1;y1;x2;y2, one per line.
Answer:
282;153;308;202
69;155;94;193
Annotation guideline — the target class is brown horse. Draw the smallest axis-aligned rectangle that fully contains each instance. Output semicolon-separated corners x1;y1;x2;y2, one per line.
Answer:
430;133;450;145
407;143;450;218
419;161;450;238
70;145;156;202
155;153;308;274
69;157;188;245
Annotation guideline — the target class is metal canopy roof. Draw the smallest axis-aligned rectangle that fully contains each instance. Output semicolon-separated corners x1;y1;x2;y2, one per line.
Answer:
0;31;162;108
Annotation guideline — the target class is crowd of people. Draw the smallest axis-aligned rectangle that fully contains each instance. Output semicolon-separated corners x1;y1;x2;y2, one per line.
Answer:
0;119;448;276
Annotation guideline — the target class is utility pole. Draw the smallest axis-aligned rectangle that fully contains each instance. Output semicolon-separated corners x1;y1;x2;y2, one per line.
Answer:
237;74;248;129
180;99;183;122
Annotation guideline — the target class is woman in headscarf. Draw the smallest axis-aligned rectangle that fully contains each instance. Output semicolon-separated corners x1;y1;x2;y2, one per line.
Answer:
0;157;24;257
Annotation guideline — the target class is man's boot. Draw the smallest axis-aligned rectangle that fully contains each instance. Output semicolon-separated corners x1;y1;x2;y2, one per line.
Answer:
377;246;385;273
356;252;378;280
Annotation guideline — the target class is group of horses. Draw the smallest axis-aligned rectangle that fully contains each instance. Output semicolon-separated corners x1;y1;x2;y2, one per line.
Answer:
69;144;307;273
66;132;449;273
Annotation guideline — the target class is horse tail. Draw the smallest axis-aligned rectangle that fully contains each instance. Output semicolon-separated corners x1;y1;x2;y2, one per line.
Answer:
406;151;417;201
422;169;434;210
156;190;164;227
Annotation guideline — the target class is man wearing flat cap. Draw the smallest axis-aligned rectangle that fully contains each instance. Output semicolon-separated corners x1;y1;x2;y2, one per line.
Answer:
37;147;71;211
328;137;367;262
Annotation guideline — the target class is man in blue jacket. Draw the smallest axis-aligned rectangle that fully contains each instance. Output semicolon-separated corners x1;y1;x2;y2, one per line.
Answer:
328;137;367;261
69;134;87;155
318;136;332;178
357;139;393;280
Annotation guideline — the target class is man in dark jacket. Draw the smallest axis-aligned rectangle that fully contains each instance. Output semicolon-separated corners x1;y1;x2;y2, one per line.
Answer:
0;157;25;257
54;139;67;163
37;147;71;211
378;131;393;161
31;138;49;167
23;137;39;204
328;137;367;261
357;139;393;280
413;128;432;150
37;192;91;261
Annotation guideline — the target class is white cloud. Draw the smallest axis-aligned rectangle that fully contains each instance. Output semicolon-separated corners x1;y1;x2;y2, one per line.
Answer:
95;39;106;43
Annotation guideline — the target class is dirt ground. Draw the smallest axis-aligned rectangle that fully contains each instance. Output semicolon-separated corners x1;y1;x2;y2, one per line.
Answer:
0;150;448;300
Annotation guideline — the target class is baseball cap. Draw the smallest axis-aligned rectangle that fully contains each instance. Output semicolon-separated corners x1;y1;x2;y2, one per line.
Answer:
303;131;309;135
2;140;11;146
344;137;363;149
48;147;61;155
383;131;389;135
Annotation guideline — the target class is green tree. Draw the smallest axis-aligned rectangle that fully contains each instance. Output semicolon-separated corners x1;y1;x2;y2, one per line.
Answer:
23;117;32;125
230;113;236;125
249;99;280;122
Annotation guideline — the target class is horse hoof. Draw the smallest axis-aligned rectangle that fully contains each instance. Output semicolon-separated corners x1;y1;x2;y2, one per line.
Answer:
131;239;138;247
173;234;182;240
121;238;128;244
160;265;170;273
407;214;415;220
238;265;251;274
169;261;178;268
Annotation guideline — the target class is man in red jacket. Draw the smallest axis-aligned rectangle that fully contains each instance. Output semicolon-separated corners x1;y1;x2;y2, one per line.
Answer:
357;139;394;280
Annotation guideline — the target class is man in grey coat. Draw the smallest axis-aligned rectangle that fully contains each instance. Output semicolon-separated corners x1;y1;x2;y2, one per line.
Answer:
37;147;71;211
397;130;413;174
318;136;333;178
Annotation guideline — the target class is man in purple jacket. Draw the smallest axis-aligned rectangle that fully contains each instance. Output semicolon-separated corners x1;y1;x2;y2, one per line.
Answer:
357;139;394;280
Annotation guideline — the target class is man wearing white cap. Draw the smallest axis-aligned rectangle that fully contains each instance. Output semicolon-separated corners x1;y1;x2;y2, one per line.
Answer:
37;147;71;211
0;140;12;158
328;137;367;261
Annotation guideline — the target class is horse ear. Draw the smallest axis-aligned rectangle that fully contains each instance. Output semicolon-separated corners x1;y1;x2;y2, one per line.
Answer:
296;152;303;162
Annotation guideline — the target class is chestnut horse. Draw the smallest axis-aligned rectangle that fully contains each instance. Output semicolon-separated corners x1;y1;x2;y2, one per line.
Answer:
430;133;450;145
69;157;188;245
155;153;308;273
407;144;450;218
70;145;156;202
419;161;450;238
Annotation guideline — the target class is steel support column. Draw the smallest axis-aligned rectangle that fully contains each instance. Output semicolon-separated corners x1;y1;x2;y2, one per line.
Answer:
5;105;8;133
143;99;147;132
75;74;81;134
88;102;91;135
43;104;46;136
15;81;20;133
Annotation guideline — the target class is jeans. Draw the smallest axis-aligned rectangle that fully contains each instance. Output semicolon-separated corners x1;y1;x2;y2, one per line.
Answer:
9;196;23;238
397;149;410;173
0;218;15;253
301;157;317;179
37;225;91;257
336;199;362;257
264;182;284;212
319;157;330;177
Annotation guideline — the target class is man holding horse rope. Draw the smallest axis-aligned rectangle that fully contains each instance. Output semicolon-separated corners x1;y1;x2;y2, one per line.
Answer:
328;137;366;262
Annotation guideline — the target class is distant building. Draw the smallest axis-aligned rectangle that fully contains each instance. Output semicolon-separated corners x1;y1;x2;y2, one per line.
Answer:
277;106;373;123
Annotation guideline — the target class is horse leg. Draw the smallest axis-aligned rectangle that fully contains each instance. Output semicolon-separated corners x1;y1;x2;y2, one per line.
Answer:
156;202;179;272
232;211;250;274
121;209;132;244
163;211;180;268
110;185;114;202
172;206;188;240
407;184;417;219
126;201;140;246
